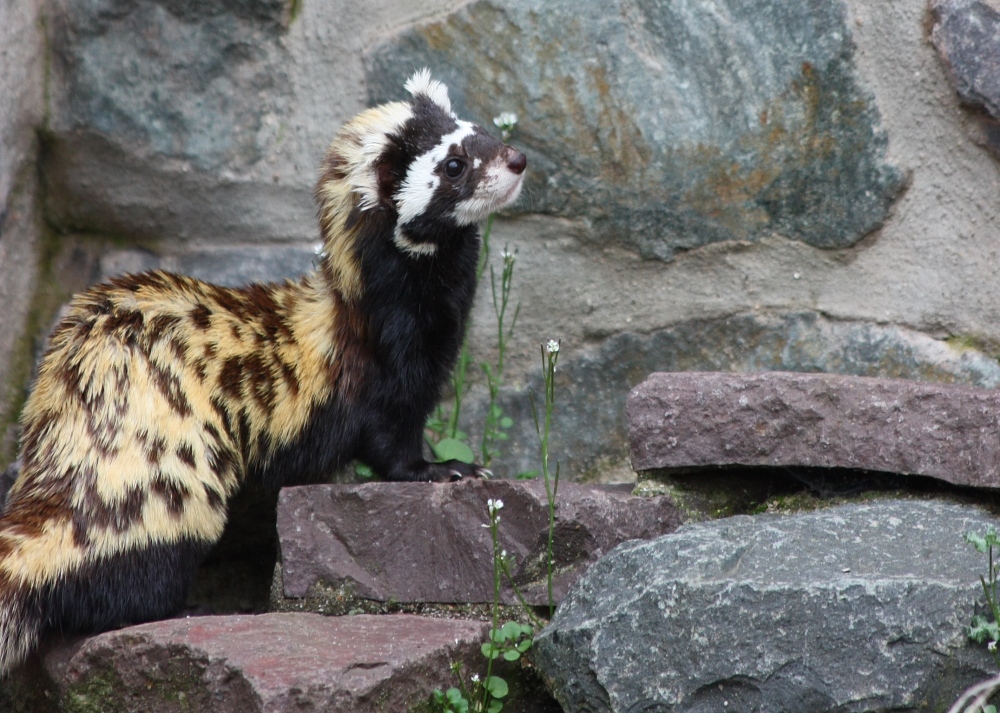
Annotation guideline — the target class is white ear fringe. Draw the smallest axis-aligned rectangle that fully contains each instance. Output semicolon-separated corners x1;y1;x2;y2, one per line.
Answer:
405;68;454;116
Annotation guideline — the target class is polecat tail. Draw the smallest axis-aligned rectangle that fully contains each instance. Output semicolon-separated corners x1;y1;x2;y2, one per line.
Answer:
0;571;43;677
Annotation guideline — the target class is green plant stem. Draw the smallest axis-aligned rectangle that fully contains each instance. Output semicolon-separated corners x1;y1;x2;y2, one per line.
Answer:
530;342;560;617
988;542;1000;668
484;506;503;712
984;573;1000;668
447;350;470;439
544;350;559;616
480;247;518;467
544;463;559;618
498;558;545;631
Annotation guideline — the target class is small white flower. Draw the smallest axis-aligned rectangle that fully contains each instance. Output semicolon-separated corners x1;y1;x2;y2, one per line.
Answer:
990;640;998;652
501;248;516;266
493;112;518;131
471;674;480;683
546;339;560;354
487;498;504;514
493;112;518;142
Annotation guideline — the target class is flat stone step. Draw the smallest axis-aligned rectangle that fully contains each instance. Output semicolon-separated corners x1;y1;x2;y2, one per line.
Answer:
19;613;489;712
627;371;1000;487
276;478;682;607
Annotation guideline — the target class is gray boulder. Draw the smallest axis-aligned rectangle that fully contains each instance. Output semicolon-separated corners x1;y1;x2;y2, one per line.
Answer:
534;499;998;712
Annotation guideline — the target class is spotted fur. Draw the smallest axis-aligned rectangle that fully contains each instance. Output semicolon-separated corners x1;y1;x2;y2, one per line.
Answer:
0;71;526;674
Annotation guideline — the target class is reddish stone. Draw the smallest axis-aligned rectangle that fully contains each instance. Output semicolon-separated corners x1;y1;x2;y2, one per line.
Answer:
628;371;1000;487
277;478;681;606
37;613;488;713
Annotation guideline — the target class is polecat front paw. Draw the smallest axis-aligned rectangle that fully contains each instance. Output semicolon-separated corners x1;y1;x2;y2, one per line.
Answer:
425;460;492;482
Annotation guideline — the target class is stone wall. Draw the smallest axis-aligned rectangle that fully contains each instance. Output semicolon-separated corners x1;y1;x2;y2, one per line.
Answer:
3;0;1000;479
0;0;46;462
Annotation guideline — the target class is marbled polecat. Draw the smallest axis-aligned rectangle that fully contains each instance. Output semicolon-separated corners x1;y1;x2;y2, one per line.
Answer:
0;70;526;674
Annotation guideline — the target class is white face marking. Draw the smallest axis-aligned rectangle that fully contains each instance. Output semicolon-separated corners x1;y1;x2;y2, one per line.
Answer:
452;153;525;225
405;68;455;117
473;158;482;170
395;121;476;229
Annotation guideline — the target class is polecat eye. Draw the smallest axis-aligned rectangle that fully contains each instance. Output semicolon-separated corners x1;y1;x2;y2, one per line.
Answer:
443;158;466;179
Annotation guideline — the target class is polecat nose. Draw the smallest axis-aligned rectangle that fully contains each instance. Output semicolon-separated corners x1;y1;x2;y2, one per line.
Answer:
505;148;527;175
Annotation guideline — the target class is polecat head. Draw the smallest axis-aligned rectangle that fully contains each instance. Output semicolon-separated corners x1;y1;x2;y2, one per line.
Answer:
316;70;527;294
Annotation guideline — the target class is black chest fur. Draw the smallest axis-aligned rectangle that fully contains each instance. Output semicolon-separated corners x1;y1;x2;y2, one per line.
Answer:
257;221;480;488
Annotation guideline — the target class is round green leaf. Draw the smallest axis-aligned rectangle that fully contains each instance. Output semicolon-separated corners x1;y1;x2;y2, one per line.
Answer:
433;438;475;463
485;676;509;698
500;621;522;638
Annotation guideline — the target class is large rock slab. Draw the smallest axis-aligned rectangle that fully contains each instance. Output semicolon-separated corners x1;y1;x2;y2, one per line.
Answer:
14;613;488;713
42;0;313;244
628;371;1000;488
276;479;681;606
49;0;295;172
366;0;904;260
533;499;998;712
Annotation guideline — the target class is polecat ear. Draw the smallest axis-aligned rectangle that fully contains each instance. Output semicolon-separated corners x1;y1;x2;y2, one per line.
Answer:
404;68;454;116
